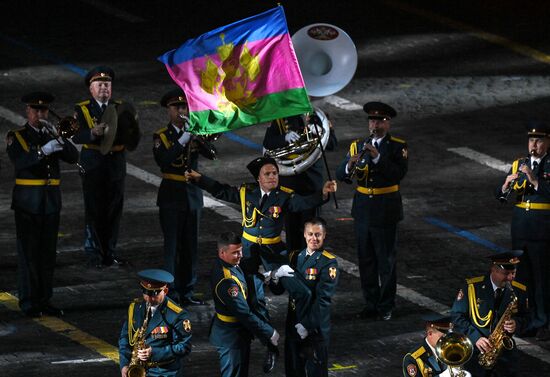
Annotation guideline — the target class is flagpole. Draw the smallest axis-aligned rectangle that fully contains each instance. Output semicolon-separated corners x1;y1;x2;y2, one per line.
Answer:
312;114;338;209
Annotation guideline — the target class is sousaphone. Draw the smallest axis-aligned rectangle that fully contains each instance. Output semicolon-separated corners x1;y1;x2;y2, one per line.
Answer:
99;102;141;155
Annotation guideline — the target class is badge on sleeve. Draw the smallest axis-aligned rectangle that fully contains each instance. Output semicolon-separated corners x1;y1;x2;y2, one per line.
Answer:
228;285;239;298
456;289;464;301
402;148;408;159
183;319;192;333
406;364;417;376
154;138;161;149
6;135;13;146
329;267;337;280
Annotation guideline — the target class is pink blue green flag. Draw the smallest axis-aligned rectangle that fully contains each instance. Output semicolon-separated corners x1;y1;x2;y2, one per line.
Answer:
158;6;312;135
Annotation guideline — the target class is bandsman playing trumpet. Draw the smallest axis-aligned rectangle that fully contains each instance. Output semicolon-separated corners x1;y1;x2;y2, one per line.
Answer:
6;92;78;317
336;101;407;321
451;250;530;377
496;121;550;342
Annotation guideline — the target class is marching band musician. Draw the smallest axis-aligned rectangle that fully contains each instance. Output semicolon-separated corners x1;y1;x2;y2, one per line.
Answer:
153;88;215;306
262;111;337;251
335;101;407;321
185;156;336;371
119;269;192;377
496;121;550;341
71;66;128;268
402;314;454;377
450;250;530;377
6;92;78;318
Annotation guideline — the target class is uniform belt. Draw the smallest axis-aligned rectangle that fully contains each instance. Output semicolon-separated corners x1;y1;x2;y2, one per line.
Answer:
83;144;125;152
516;201;550;210
15;178;60;186
242;231;282;245
356;184;399;195
216;313;238;323
149;358;176;367
162;173;188;182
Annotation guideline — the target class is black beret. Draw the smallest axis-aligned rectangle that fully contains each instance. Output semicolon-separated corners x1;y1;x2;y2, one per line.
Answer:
160;88;188;107
363;101;397;120
247;156;279;179
526;120;550;138
489;250;523;270
21;91;55;108
84;66;115;87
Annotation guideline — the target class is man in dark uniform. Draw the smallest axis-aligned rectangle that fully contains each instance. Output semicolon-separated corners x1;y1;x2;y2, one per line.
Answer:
262;111;337;251
451;250;531;377
6;92;79;317
275;217;338;377
119;269;192;377
402;314;453;377
71;66;128;267
336;101;408;321
153;88;216;306
210;232;280;377
496;121;550;341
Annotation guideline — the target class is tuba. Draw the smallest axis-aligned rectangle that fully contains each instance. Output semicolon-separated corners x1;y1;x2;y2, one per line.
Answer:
264;24;357;175
435;330;473;377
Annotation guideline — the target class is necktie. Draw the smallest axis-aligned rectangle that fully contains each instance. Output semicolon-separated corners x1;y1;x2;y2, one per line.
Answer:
259;193;268;209
533;161;539;173
101;103;107;113
374;141;379;150
494;288;504;311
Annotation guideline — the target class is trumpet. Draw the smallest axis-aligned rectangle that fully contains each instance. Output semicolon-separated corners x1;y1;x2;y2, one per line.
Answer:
498;157;529;203
344;132;374;184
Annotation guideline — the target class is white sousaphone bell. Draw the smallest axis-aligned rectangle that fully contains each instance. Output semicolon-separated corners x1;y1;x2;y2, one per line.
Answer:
264;24;357;176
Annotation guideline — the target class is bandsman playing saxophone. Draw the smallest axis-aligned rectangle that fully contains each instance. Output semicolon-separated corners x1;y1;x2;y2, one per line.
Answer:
119;269;192;377
451;250;530;377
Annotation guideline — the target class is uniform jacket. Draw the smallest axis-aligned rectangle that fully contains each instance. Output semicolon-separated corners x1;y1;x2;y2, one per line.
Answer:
6;123;79;214
263;117;337;195
209;258;274;349
119;297;192;376
153;124;207;210
402;339;448;377
72;98;126;178
285;248;338;341
451;275;530;345
336;133;408;225
497;155;550;240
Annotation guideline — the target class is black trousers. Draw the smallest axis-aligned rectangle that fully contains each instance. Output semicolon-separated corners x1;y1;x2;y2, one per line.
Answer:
81;168;124;264
14;209;59;312
354;221;398;314
513;238;550;330
285;337;328;377
159;207;200;300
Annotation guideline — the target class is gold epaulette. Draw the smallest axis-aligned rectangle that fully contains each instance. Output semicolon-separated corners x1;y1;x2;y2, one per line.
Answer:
167;300;183;313
113;99;123;105
133;298;142;304
512;281;527;291
411;346;426;359
154;127;168;135
279;186;294;194
9;127;25;133
466;276;485;284
390;135;406;144
76;99;90;106
322;250;336;259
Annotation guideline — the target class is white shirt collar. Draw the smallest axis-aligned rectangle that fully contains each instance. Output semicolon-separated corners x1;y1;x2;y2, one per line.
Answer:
306;248;317;256
425;338;437;356
490;276;500;292
260;188;271;197
95;100;109;108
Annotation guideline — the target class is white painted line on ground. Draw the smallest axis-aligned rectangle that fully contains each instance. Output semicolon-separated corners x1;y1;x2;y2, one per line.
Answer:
51;358;111;364
77;0;146;23
447;147;511;173
323;95;363;111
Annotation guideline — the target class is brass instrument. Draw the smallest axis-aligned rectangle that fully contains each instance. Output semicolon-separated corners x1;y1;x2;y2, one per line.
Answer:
98;102;141;155
498;157;529;203
127;304;152;377
478;282;518;369
435;330;473;377
343;132;374;184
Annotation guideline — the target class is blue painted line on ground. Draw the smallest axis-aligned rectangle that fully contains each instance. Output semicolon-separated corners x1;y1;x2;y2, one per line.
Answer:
424;216;508;253
1;33;263;151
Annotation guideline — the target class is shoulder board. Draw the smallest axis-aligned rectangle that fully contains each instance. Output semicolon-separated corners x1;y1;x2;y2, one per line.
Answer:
167;300;183;313
411;346;426;359
113;99;123;105
466;276;485;284
322;250;336;259
133;298;142;304
154;127;168;135
76;100;90;106
8;127;26;135
279;186;294;194
243;183;256;191
390;136;406;144
512;281;527;291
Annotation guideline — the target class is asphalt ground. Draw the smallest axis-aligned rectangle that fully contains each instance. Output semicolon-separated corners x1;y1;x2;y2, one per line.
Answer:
1;1;550;376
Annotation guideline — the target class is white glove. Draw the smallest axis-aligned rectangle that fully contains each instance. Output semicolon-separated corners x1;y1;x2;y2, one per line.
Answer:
285;131;300;144
262;270;272;284
295;323;308;339
308;123;321;136
271;265;294;283
178;131;191;146
270;329;280;346
41;139;64;155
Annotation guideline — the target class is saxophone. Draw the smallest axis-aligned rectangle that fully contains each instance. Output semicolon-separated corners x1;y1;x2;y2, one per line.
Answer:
127;304;152;377
478;283;518;369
